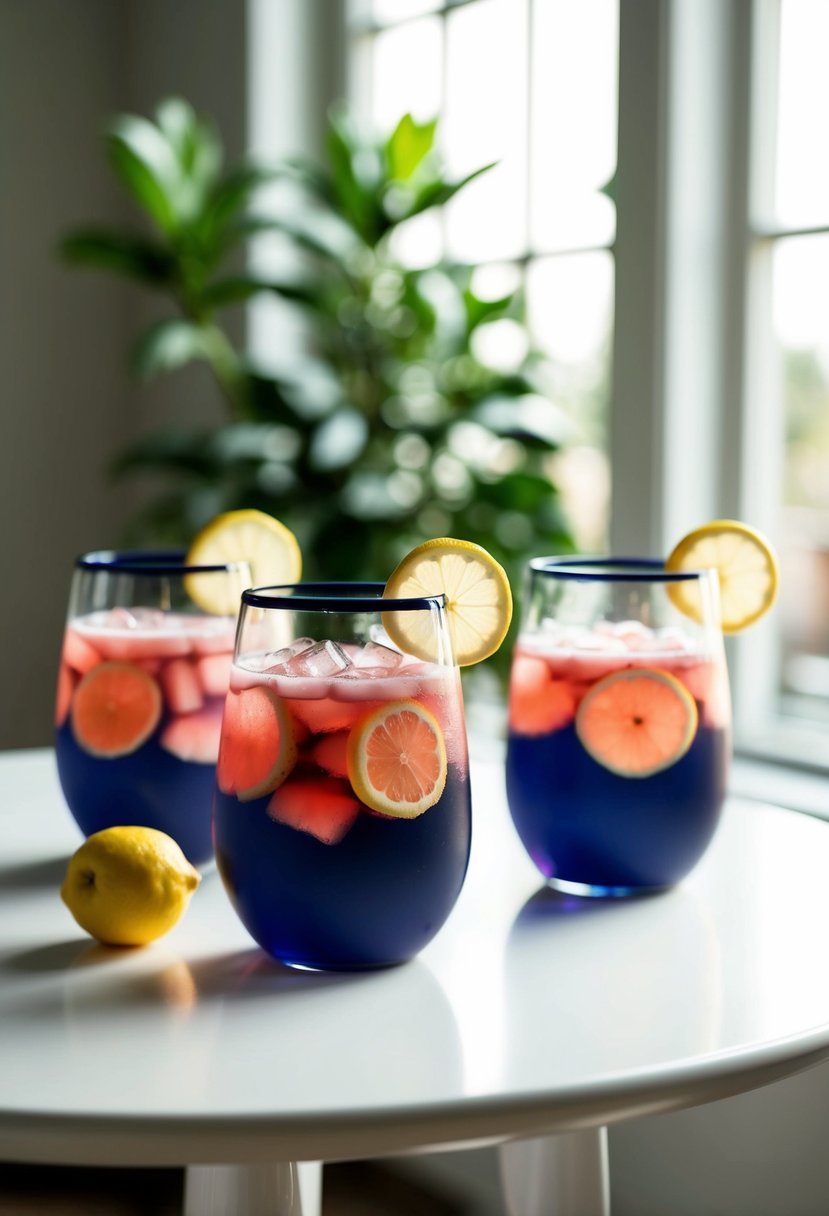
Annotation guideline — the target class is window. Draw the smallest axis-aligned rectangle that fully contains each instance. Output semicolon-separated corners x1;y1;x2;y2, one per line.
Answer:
336;0;829;768
345;0;618;552
752;0;829;735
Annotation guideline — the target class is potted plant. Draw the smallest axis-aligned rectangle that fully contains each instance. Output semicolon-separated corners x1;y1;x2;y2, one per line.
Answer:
62;97;574;677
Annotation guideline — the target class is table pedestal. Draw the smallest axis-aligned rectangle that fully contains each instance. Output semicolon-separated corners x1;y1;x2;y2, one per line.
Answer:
183;1162;321;1216
500;1127;610;1216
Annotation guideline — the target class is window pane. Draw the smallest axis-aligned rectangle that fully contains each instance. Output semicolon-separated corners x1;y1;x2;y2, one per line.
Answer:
371;0;443;23
774;234;829;718
369;17;443;131
527;252;614;550
531;0;618;252
443;0;529;262
774;0;829;228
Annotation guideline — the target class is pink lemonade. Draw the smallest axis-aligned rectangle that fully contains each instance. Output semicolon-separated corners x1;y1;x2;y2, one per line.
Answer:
506;622;731;891
212;638;471;969
55;608;236;865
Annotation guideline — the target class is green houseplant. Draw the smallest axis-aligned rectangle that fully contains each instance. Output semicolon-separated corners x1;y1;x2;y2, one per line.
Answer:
62;97;574;673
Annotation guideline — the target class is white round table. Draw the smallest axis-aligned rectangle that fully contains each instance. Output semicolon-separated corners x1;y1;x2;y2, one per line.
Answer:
2;746;829;1216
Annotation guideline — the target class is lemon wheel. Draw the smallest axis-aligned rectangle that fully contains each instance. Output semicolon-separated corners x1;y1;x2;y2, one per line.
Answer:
347;699;447;818
382;537;513;666
184;509;302;615
575;667;698;778
665;520;778;633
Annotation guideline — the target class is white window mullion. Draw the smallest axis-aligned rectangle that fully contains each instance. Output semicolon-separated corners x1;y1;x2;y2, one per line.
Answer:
609;0;669;556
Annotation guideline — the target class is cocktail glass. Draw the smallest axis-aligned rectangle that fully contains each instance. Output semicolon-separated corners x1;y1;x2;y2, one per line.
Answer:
55;551;250;866
505;558;731;895
213;582;471;969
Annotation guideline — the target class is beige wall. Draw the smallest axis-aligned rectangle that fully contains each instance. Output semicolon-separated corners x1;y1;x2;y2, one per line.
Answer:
0;0;245;748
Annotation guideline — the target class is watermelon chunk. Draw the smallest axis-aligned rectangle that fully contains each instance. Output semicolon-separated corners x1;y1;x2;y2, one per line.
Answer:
55;664;76;728
63;629;103;676
267;777;359;845
309;731;350;777
161;659;204;715
197;652;233;697
217;685;297;801
160;705;224;764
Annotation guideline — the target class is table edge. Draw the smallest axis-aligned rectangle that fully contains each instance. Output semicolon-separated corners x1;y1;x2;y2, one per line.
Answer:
3;1026;829;1166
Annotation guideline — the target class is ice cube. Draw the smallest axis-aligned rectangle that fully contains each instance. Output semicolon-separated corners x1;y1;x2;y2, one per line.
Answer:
594;620;618;637
572;631;626;654
265;638;317;674
614;620;654;651
655;626;692;652
368;623;403;652
239;639;315;674
354;641;403;671
284;639;352;678
106;607;142;630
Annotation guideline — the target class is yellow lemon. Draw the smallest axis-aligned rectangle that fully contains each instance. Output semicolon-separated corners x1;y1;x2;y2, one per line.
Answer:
184;509;302;614
382;537;513;666
61;826;201;947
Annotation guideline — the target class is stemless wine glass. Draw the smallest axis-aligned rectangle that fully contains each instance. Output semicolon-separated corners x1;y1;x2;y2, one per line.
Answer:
506;558;731;895
55;551;250;866
213;583;471;970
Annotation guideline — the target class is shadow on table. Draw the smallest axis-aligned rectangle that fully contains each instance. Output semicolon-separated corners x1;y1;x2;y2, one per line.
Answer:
2;941;380;1023
0;854;72;892
513;882;666;927
2;938;102;973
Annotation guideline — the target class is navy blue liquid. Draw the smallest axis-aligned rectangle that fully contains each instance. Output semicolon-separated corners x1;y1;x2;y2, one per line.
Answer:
506;724;729;890
56;722;216;866
213;769;471;969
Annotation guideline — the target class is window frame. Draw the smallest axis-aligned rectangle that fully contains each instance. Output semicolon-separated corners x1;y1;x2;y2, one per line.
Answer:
325;0;828;774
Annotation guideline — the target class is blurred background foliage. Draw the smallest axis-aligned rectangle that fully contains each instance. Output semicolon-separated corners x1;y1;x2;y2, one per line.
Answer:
61;97;575;679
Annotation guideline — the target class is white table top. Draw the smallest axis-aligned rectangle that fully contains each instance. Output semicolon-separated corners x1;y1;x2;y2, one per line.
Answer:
2;745;829;1168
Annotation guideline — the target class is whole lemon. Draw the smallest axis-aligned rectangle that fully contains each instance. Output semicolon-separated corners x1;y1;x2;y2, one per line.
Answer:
61;826;201;947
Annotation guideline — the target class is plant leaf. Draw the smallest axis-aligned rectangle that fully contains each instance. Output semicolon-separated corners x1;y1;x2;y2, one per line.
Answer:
106;115;182;234
202;163;278;243
463;288;516;333
473;395;570;449
326;108;384;244
155;98;198;162
387;114;437;181
201;274;325;310
406;162;497;220
59;229;175;286
131;318;215;379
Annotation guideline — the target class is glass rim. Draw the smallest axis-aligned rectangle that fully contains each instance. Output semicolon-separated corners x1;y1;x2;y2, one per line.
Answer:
529;556;712;583
241;581;447;613
75;549;249;577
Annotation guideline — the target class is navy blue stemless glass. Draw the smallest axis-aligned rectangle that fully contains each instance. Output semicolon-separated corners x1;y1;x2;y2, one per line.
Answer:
55;551;250;866
506;558;731;896
213;583;471;969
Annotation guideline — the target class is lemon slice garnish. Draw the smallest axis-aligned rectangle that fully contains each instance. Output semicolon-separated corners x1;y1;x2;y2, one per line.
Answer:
184;509;302;615
665;520;778;633
382;537;513;666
